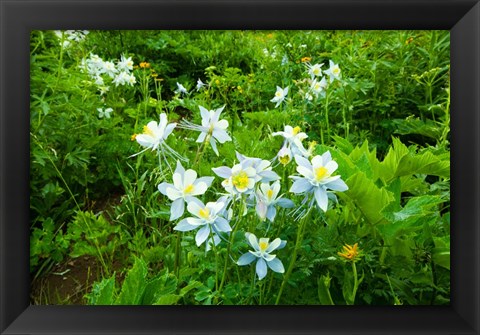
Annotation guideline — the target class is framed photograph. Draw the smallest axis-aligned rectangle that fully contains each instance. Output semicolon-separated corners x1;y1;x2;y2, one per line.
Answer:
1;0;479;334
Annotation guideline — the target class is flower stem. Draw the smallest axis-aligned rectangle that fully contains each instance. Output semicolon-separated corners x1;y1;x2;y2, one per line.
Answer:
174;231;181;278
350;261;358;305
275;209;311;305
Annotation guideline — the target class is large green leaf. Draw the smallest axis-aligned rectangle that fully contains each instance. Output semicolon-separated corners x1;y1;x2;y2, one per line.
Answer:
345;172;395;225
115;257;148;305
86;275;116;305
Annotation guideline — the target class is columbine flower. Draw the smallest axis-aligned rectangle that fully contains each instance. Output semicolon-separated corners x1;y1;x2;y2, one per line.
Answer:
132;113;185;169
97;107;113;119
338;243;361;262
255;181;294;222
196;78;206;91
174;198;231;247
289;151;348;212
310;77;328;97
277;145;292;166
272;125;308;157
237;232;286;280
270;86;288;108
213;161;257;195
235;152;279;183
102;61;117;78
324;60;341;83
175;82;188;95
306;62;324;79
158;161;214;221
117;55;134;72
180;105;232;156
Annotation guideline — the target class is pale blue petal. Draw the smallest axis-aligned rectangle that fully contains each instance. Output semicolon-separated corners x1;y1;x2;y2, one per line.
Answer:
212;166;232;178
157;182;172;195
196;176;215;187
170;198;185;221
326;178;348;192
267;258;285;274
256;201;268;221
237;252;256;266
314;187;329;212
236;151;246;162
278;240;287;250
321;151;332;164
294;155;312;169
186;196;204;208
196;131;207;143
174;219;197;232
210;138;219;155
174;160;185;176
265;238;281;253
212;129;232;143
214;217;232;232
266;206;276;222
276;198;295;208
256;258;268;280
259;170;280;182
195;225;210;246
290;178;313;194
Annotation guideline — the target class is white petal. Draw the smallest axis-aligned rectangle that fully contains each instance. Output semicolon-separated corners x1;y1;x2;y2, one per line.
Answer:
212;129;232;143
294;155;312;169
210;138;219;155
196;131;208;143
265;238;281;253
196;176;214;187
187;200;204;216
186;217;205;226
191;181;208;196
135;134;155;148
324;160;338;174
214;217;232;232
183;169;198;187
215;119;229;130
163;123;176;140
172;172;183;190
325;178;348;192
297;165;313;179
314;187;329;212
212;166;232;178
256;258;268;280
174;160;185;176
195;225;211;246
246;232;260;251
165;186;182;201
157;182;171;195
170;198;185;221
311;155;324;169
199;106;210;123
256;201;268;220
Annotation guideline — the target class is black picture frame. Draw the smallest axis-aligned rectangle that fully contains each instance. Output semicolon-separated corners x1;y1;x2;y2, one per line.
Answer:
1;0;479;334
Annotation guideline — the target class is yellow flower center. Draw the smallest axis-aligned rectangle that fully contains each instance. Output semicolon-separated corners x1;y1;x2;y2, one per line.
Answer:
313;68;320;75
199;207;210;219
333;67;340;75
259;241;269;252
142;125;155;137
232;171;249;189
131;134;138;141
314;166;329;182
275;91;283;98
279;155;290;165
184;184;194;194
292;126;301;135
266;189;274;200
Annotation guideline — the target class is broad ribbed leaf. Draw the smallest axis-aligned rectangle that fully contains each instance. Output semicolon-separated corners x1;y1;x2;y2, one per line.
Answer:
86;275;115;305
115;257;148;305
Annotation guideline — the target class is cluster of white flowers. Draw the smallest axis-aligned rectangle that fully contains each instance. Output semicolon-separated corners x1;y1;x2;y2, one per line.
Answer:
304;60;341;100
81;53;136;94
54;30;89;49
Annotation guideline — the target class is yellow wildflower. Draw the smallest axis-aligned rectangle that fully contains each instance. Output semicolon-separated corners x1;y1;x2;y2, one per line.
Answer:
301;56;312;63
338;243;360;261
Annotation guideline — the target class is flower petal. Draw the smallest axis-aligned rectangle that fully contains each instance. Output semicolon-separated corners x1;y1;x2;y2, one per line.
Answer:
214;217;232;232
174;218;197;232
157;182;172;195
237;252;257;266
165;186;182;201
212;166;232;179
314;187;329;212
290;178;313;194
246;232;260;251
210;138;219;155
195;225;211;246
267;258;285;274
325;178;348;192
170;198;185;221
256;258;268;280
183;169;198;187
212;129;232;143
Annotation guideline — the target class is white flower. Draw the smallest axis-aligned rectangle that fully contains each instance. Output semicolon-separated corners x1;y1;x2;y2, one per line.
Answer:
102;61;117;78
175;82;188;95
237;232;286;280
117;55;134;72
306;63;324;79
277;145;292;166
272;125;308;157
270;86;288;108
235;152;279;183
289;151;348;212
158;161;214;221
97;107;113;119
180;105;232;156
98;85;110;96
174;198;231;247
213;161;257;195
196;79;206;91
324;60;341;83
113;71;136;86
255;181;294;222
135;113;176;151
310;77;328;97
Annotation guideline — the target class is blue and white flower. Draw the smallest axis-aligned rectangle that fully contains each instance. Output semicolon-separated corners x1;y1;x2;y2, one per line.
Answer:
270;86;288;108
235;152;280;183
324;60;341;83
175;82;188;95
237;233;286;280
310;77;328;98
289;151;348;212
97;107;113;119
196;78;206;91
117;55;134;72
255;181;294;222
213;161;257;195
158;161;214;221
272;125;309;157
174;198;231;247
181;105;232;156
306;62;324;79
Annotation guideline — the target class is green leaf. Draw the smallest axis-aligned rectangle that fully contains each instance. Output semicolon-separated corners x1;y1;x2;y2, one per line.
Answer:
86;275;116;305
154;294;181;305
317;275;335;305
345;171;394;225
115;257;148;305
